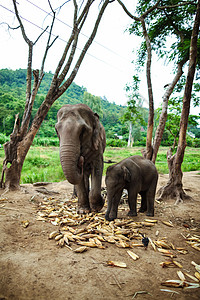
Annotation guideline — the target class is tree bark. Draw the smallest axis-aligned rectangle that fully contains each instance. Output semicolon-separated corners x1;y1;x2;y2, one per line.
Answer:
157;0;200;203
141;17;154;160
152;59;187;163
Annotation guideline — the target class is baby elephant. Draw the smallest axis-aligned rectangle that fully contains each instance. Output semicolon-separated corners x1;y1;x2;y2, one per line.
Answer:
105;155;158;221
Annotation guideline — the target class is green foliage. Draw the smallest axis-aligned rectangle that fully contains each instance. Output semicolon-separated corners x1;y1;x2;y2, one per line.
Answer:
155;80;200;148
122;75;146;125
106;139;127;147
33;137;59;147
129;0;199;69
0;69;126;141
1;146;199;183
21;146;65;183
0;133;9;144
121;75;148;145
0;86;25;135
0;69;199;149
83;91;103;118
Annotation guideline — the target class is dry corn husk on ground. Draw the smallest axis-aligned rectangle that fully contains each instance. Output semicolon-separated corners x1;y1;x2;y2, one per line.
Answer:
106;261;127;268
1;172;200;300
40;196;193;265
185;234;200;251
36;192;200;294
42;197;161;251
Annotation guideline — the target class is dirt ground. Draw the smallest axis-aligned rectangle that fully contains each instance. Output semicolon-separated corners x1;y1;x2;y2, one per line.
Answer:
0;172;200;300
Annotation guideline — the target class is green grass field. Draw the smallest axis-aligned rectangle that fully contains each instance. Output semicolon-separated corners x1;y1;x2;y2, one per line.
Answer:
0;146;199;184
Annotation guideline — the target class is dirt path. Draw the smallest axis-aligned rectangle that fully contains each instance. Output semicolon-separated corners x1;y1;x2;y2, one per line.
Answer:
0;172;200;300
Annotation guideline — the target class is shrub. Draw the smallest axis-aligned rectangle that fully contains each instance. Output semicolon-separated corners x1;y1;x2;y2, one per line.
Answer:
106;139;127;147
33;137;59;146
192;138;200;148
0;133;9;145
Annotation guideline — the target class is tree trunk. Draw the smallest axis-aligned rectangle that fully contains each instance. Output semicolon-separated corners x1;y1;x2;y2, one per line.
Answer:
141;17;154;160
1;114;41;190
152;59;186;164
157;149;191;203
157;0;200;203
127;122;133;147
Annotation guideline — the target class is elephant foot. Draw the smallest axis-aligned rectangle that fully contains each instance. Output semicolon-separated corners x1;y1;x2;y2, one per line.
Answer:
90;195;105;213
146;211;154;217
77;206;91;214
105;216;115;221
105;214;115;221
105;210;117;221
139;207;147;213
127;210;137;217
91;207;103;213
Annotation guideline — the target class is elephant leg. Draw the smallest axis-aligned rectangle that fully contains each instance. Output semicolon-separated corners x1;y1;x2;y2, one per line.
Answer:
72;173;89;200
84;172;90;197
127;189;138;217
139;191;147;213
72;186;77;199
146;177;158;217
106;191;123;221
89;158;104;212
76;177;90;214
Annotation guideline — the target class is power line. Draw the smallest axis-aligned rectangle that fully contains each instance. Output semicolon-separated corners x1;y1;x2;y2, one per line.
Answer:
0;3;129;72
24;0;130;61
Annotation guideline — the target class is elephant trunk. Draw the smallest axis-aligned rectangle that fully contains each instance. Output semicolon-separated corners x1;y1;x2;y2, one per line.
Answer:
59;144;84;185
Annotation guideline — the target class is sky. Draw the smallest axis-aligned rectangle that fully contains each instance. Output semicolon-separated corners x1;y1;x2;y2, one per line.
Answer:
0;0;199;115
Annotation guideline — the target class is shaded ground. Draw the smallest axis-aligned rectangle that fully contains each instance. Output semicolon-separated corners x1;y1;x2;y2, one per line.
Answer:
0;172;200;300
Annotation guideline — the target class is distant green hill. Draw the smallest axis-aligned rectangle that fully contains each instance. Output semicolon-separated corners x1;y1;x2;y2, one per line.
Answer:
0;68;127;140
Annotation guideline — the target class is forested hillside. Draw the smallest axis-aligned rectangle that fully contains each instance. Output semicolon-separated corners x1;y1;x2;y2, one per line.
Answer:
1;69;199;148
0;69;127;144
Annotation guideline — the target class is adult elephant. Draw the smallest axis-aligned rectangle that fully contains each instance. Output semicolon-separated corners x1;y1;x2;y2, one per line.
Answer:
55;103;106;213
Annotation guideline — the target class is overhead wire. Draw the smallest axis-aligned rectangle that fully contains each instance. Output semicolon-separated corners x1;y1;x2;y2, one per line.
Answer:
0;2;131;72
24;0;130;60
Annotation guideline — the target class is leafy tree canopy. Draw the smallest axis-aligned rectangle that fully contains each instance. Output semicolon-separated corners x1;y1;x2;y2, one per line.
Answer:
129;0;200;71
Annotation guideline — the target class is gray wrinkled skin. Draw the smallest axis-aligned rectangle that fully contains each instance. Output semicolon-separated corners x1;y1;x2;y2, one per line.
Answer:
105;155;158;221
55;104;106;213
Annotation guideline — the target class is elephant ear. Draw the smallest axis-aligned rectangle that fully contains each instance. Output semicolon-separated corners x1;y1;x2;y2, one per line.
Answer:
92;113;104;150
122;166;131;183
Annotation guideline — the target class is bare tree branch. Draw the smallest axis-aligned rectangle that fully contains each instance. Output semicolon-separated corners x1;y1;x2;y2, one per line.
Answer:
12;0;58;136
55;0;71;13
1;0;113;190
117;0;162;20
33;26;49;45
40;1;57;76
117;0;139;20
58;0;110;96
0;22;20;30
12;0;32;45
57;0;93;84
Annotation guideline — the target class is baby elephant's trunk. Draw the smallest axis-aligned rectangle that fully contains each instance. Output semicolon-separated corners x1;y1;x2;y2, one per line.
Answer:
105;195;114;221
